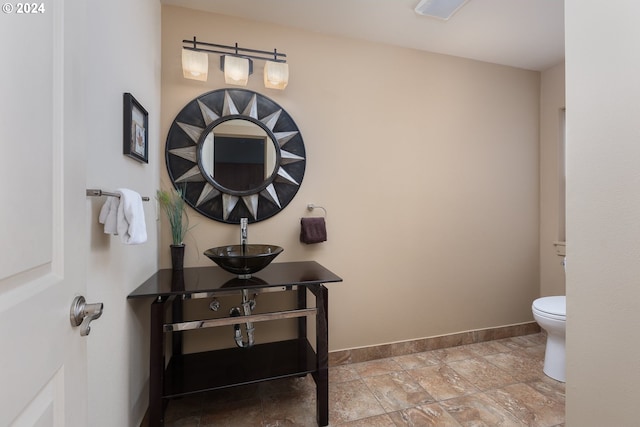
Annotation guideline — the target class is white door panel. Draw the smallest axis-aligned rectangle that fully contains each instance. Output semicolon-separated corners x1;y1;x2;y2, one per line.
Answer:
0;1;88;426
0;1;54;281
10;367;64;427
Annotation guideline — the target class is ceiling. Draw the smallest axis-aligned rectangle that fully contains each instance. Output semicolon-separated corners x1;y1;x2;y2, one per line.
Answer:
161;0;564;71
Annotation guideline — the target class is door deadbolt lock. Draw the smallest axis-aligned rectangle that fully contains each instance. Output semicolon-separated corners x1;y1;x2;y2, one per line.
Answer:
70;296;104;336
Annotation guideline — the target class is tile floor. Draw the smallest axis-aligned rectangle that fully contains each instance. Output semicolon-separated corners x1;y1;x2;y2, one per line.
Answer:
163;333;565;426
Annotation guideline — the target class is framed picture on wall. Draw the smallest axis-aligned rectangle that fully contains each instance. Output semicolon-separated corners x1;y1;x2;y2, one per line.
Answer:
123;93;149;163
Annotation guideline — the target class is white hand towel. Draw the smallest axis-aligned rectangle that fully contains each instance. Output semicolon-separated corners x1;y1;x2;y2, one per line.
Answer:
116;188;147;244
98;196;119;235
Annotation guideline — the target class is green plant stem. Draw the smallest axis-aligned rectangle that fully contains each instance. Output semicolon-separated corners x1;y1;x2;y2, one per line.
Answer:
157;188;189;245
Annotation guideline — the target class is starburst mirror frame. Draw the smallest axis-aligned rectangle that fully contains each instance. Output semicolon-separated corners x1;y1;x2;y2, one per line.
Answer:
165;89;306;223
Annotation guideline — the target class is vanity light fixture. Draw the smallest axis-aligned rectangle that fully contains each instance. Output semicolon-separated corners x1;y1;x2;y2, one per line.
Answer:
221;55;252;86
264;59;289;90
181;49;208;81
182;37;288;89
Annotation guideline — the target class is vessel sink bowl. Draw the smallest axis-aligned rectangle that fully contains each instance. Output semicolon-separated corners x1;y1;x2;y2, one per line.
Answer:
204;244;283;278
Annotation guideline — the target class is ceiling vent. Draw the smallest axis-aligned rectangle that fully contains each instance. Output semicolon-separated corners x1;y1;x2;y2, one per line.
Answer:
414;0;470;21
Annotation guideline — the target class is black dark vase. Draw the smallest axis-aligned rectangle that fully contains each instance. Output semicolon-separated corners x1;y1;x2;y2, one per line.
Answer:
170;244;185;270
171;268;185;291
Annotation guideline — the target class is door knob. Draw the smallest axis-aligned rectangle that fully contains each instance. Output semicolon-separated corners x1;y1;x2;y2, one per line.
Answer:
70;296;104;336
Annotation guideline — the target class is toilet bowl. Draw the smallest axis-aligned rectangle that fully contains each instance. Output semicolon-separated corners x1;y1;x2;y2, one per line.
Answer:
532;295;566;382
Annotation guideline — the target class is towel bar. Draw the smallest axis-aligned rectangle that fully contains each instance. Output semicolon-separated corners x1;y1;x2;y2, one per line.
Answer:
86;189;150;202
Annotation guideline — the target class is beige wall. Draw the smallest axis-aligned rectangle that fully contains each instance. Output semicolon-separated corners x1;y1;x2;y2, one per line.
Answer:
540;62;566;296
85;0;161;425
161;6;542;352
566;1;640;425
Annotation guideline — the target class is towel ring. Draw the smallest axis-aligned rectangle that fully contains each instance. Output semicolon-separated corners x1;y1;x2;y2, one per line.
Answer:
306;203;327;217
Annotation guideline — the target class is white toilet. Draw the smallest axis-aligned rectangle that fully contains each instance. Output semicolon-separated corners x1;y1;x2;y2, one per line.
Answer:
532;295;566;382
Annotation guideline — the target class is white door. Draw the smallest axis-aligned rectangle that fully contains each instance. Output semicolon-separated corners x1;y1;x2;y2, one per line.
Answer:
0;1;90;426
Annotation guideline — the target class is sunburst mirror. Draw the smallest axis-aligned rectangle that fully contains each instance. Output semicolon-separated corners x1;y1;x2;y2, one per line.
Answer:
165;89;306;223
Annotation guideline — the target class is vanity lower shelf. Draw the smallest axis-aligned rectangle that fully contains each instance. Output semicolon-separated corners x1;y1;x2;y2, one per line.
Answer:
163;338;317;398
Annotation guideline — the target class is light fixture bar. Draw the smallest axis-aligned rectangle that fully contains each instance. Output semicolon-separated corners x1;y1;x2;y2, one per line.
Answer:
183;37;286;63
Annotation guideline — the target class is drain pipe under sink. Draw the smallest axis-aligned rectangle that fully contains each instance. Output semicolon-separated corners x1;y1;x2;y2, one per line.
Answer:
230;289;256;348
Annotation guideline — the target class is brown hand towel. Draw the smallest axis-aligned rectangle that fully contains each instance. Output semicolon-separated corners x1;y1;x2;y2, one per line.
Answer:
300;217;327;244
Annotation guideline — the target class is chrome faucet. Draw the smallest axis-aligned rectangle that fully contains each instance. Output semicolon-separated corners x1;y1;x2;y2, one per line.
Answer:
240;218;248;246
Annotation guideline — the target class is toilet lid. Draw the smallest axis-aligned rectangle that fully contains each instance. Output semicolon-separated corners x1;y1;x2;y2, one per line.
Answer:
532;296;566;317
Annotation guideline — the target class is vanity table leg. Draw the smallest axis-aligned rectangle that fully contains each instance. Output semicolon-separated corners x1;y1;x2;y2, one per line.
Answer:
297;286;307;340
149;297;167;427
171;296;183;356
311;284;329;427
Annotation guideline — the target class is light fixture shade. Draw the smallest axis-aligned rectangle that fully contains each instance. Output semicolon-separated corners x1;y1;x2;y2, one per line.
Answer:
223;55;251;86
263;61;289;90
182;49;208;81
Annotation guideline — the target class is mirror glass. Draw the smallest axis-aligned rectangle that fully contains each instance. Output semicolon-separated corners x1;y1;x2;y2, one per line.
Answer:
201;119;277;192
165;89;306;224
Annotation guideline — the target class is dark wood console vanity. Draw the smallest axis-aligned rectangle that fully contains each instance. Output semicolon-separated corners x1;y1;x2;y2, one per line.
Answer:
128;261;342;427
